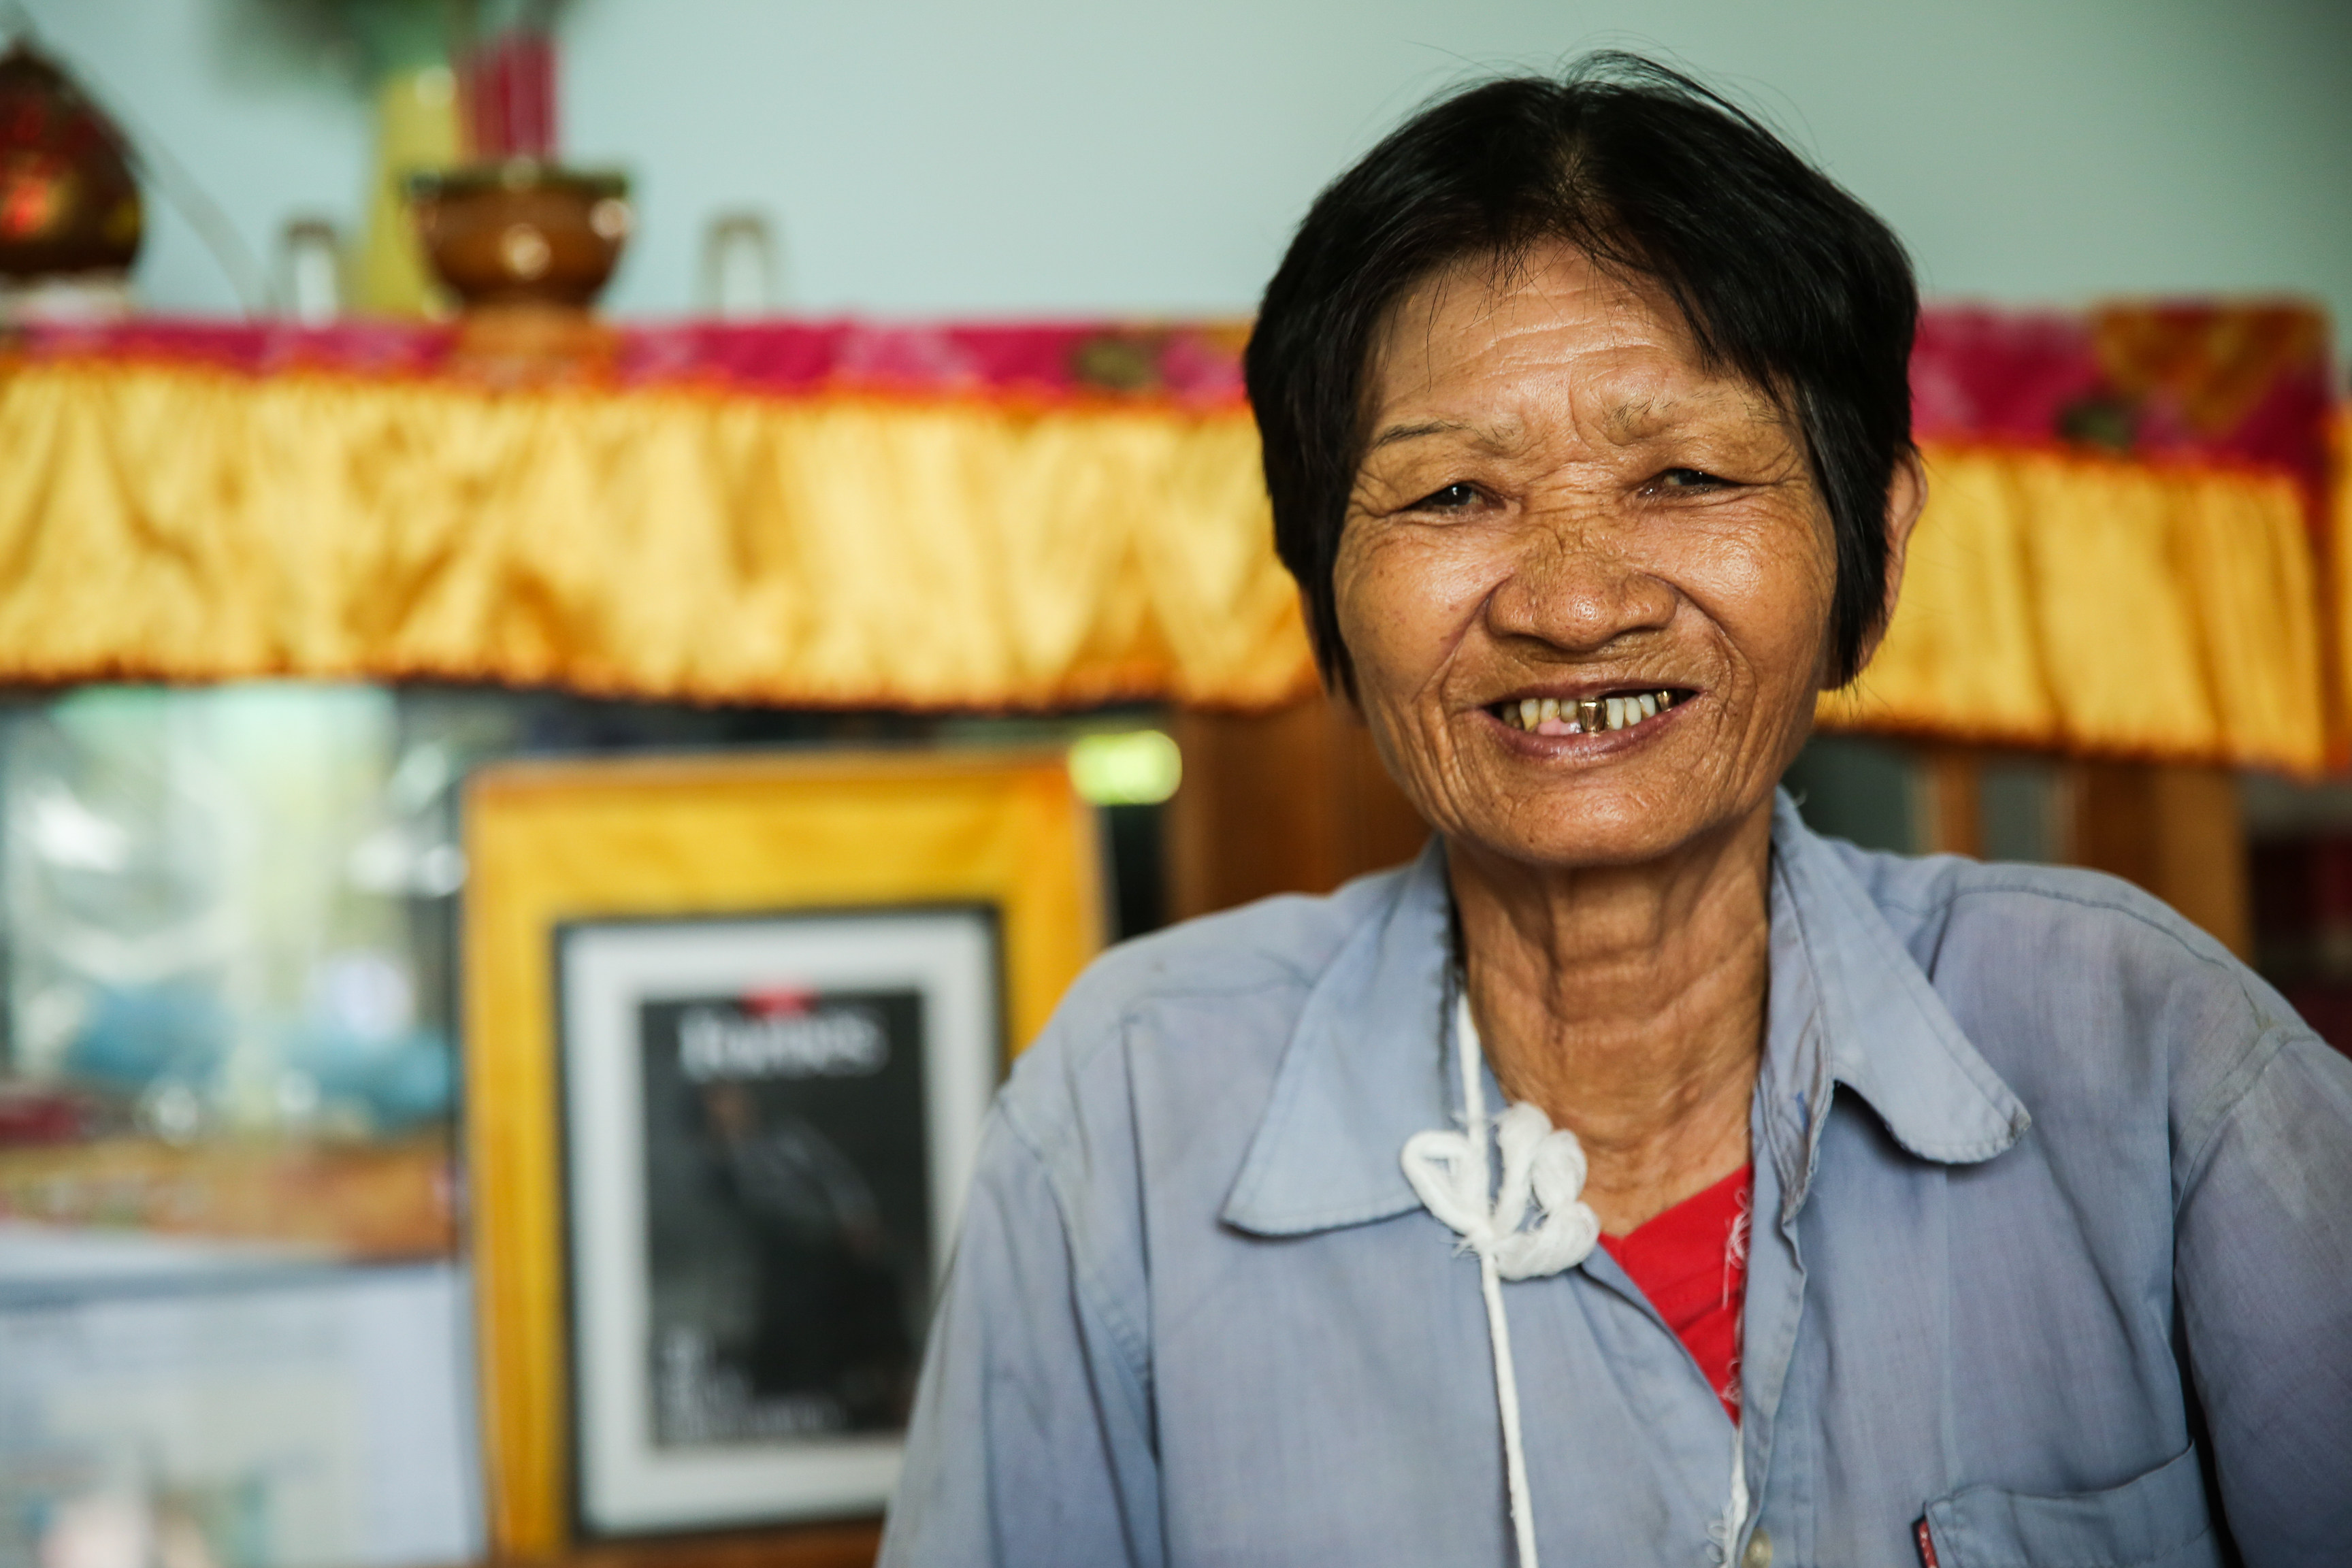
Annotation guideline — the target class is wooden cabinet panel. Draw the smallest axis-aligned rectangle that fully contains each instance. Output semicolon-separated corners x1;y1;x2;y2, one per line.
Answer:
1166;698;1427;919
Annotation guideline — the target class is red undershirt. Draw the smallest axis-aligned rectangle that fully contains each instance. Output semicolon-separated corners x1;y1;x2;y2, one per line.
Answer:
1597;1164;1752;1422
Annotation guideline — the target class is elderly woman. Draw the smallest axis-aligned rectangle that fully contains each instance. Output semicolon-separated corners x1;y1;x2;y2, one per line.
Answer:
881;56;2352;1567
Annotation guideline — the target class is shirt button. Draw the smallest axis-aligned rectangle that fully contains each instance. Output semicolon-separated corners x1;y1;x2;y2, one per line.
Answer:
1740;1527;1773;1568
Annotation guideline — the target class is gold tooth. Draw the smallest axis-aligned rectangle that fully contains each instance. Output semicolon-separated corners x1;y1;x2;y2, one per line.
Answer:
1578;699;1600;732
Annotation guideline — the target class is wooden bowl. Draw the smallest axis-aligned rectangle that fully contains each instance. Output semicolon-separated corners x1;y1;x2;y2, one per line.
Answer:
409;161;630;311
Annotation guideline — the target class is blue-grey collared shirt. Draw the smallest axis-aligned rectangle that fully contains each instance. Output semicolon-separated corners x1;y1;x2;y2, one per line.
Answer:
880;796;2352;1567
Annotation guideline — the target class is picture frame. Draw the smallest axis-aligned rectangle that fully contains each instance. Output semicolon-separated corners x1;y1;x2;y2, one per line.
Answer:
559;905;997;1536
464;751;1101;1563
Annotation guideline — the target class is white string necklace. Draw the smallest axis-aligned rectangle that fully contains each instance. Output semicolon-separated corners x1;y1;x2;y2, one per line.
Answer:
1400;992;1752;1567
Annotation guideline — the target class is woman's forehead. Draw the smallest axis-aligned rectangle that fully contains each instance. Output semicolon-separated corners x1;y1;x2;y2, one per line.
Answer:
1364;244;1769;444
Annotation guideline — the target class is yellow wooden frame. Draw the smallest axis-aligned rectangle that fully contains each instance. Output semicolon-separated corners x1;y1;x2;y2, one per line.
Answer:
462;750;1102;1561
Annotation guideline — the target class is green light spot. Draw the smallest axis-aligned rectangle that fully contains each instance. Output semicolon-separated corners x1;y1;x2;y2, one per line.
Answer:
1068;730;1181;806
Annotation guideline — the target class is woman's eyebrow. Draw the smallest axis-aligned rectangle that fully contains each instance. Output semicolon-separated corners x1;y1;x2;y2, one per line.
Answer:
1367;419;1471;451
1605;381;1784;438
1369;419;1531;454
1602;394;1688;439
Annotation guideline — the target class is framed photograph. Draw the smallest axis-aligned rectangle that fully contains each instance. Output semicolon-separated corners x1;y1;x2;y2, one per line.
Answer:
463;752;1100;1563
559;907;997;1535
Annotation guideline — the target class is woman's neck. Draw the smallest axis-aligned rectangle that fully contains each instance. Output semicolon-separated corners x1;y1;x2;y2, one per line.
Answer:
1448;796;1774;1236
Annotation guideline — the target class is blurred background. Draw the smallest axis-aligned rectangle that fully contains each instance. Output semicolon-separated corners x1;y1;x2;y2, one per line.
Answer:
0;2;2347;1567
27;0;2352;321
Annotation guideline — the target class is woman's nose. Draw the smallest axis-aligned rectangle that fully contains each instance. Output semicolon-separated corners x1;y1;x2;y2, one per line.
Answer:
1482;510;1676;653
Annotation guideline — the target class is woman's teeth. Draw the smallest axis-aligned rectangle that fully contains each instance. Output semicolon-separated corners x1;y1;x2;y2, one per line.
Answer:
1495;689;1684;736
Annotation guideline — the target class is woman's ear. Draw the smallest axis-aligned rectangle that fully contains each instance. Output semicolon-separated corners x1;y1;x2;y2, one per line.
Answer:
1852;448;1927;674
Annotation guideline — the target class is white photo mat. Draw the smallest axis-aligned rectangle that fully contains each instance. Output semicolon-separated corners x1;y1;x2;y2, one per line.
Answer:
557;908;998;1537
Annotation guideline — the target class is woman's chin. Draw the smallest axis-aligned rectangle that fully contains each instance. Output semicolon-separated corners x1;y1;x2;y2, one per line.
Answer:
1425;696;1796;871
1441;757;1769;872
1449;798;1720;873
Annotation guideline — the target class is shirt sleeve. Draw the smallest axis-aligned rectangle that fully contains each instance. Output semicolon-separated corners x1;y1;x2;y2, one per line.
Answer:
878;1108;1162;1568
2173;1024;2352;1565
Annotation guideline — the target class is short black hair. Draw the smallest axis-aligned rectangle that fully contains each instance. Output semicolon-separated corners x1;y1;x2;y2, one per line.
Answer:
1244;53;1917;696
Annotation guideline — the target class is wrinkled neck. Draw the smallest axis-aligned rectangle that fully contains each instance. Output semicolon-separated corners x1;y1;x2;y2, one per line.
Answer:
1445;795;1770;1233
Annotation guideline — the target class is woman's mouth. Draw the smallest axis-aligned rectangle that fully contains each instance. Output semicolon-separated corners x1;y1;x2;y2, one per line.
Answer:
1487;687;1693;737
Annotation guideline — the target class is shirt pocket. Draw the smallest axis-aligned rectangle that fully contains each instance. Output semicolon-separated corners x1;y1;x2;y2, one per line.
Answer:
1921;1446;2221;1568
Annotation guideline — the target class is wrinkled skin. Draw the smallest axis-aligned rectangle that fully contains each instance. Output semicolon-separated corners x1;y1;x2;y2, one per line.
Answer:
1336;241;1922;1230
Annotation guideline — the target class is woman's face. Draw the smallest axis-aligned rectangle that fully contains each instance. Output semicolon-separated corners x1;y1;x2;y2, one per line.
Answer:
1335;242;1868;870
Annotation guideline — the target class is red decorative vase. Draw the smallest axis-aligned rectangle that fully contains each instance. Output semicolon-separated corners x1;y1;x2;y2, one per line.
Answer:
0;41;142;289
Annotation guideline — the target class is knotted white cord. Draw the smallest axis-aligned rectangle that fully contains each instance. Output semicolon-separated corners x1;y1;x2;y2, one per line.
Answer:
1401;992;1755;1566
1400;995;1598;1567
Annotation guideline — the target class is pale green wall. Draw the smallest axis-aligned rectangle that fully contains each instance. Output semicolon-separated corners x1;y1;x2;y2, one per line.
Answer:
24;0;2352;333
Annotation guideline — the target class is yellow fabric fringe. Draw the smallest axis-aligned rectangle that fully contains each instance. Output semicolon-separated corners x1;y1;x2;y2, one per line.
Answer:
0;359;1315;708
1818;442;2328;773
2335;408;2352;756
0;358;2333;769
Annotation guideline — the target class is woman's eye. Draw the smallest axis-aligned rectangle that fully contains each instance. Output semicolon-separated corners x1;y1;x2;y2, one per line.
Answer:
1411;483;1482;511
1651;467;1729;492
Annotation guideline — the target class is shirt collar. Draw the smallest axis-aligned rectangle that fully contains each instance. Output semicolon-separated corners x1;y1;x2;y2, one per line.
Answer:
1220;836;1457;1235
1220;791;2029;1239
1756;791;2031;1222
